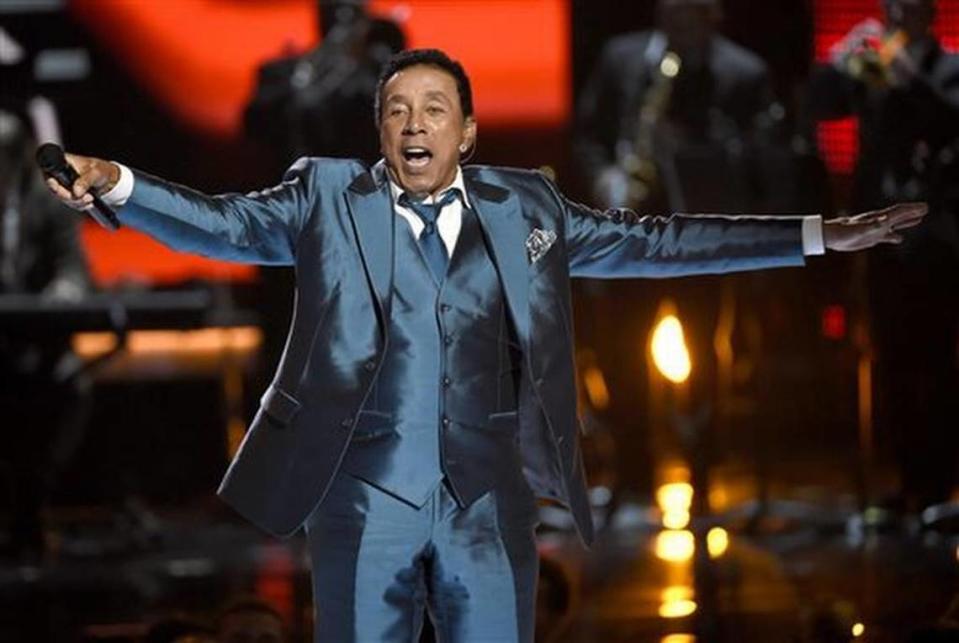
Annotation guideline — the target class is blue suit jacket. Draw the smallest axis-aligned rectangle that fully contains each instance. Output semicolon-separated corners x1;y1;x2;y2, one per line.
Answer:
120;158;806;544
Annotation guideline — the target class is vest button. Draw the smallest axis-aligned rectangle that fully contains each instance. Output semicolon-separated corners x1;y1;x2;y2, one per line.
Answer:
442;376;451;387
364;360;376;372
440;304;451;313
442;416;451;427
444;335;454;346
340;418;353;428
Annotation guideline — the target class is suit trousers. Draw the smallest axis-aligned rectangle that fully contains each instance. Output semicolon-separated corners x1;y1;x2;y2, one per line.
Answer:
305;471;539;642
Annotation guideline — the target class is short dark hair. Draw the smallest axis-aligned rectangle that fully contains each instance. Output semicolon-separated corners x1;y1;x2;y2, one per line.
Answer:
374;48;474;126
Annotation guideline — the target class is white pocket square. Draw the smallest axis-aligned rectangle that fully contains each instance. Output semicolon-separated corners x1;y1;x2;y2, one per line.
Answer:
525;228;557;264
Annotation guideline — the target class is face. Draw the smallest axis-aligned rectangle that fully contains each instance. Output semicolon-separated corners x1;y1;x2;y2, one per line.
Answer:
660;1;719;59
379;64;476;199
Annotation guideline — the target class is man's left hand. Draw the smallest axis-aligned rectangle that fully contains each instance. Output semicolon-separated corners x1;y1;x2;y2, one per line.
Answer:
823;202;927;252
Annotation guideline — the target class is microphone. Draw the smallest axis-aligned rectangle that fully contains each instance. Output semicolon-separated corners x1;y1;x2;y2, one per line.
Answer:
36;143;121;231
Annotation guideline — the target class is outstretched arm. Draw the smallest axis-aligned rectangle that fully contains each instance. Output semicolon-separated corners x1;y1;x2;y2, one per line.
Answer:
538;175;925;279
45;153;317;265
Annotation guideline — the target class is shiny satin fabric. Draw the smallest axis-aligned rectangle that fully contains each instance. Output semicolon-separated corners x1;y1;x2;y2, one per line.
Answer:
121;158;807;542
307;473;539;643
344;205;521;508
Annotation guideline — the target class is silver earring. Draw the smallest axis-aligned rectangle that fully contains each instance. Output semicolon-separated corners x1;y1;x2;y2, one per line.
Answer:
459;144;468;152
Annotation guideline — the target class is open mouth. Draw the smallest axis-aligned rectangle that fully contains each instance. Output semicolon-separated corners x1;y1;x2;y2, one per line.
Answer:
402;146;433;167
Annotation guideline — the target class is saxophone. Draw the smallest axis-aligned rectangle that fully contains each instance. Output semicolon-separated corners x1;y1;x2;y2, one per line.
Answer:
618;50;682;208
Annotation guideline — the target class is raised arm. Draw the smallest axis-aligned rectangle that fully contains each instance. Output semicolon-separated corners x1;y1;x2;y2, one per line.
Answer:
537;175;925;279
45;154;318;266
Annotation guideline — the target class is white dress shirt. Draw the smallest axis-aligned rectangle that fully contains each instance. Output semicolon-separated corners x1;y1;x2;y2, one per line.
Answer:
102;163;824;256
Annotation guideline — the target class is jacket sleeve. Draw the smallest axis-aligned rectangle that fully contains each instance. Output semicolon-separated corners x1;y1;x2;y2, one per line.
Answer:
118;157;318;266
539;175;806;279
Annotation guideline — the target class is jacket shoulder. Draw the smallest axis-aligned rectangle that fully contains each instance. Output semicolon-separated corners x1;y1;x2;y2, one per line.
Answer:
713;36;769;79
465;164;556;195
601;31;655;64
285;156;368;187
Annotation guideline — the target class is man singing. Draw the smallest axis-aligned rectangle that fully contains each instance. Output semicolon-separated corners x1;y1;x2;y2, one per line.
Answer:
47;49;923;642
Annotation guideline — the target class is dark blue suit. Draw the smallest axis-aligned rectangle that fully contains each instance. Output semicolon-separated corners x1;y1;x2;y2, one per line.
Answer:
119;158;805;640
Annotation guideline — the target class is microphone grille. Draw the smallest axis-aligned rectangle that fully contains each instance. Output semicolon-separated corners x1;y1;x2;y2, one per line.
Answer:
36;142;65;172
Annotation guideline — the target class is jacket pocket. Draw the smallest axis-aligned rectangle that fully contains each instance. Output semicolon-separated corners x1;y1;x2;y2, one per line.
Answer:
260;384;302;428
350;410;395;443
487;410;520;434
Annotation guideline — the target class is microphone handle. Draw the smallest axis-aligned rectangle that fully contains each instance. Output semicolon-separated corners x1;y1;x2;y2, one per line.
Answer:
87;194;121;231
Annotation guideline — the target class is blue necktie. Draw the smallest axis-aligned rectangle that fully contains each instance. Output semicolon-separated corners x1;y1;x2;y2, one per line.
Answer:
400;189;459;281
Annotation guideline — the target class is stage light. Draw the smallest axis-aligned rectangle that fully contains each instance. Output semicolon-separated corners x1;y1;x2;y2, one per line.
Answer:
852;622;865;637
660;636;695;643
651;314;692;384
655;529;695;562
659;585;697;618
657;482;694;529
707;527;729;558
583;365;611;410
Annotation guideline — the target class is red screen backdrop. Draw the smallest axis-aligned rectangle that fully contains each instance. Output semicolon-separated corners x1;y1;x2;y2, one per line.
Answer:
70;0;570;286
813;0;959;176
70;0;570;138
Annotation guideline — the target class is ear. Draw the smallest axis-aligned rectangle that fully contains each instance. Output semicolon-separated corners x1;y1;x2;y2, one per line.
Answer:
460;117;477;154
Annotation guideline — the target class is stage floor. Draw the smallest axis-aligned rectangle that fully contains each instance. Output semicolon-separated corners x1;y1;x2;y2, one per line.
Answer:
2;494;957;643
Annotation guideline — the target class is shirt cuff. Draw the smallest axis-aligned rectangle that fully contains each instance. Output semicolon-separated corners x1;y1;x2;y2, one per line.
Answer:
100;162;134;207
801;215;825;256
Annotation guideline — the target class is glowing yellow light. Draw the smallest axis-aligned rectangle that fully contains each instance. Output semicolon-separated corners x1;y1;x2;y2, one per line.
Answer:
660;52;682;78
657;482;693;514
852;622;865;637
707;527;729;559
656;482;693;529
651;315;692;383
655;530;695;562
583;365;611;410
659;585;697;618
660;635;695;643
663;510;691;530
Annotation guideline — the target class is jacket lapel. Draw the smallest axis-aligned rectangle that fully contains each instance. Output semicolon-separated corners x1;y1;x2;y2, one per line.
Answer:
346;161;394;323
466;174;531;352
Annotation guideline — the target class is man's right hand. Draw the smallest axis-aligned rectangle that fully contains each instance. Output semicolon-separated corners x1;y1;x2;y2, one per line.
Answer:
44;153;120;211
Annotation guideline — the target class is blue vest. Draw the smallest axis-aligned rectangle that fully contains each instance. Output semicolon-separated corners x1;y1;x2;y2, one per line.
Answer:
340;204;522;507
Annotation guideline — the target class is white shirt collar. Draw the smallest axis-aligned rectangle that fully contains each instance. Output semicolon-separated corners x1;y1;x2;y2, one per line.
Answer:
388;165;471;209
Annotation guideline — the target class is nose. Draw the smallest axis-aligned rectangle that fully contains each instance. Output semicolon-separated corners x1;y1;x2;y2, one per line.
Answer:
402;109;426;135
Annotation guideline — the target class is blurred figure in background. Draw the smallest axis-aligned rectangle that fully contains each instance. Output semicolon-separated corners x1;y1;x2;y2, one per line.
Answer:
244;0;406;172
0;109;91;562
809;0;959;513
575;0;782;214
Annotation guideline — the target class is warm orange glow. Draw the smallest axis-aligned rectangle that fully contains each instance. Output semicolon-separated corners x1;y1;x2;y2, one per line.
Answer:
659;585;697;619
852;623;865;637
583;365;611;410
657;482;694;530
73;327;262;358
651;314;692;384
707;527;729;559
81;224;257;286
654;530;695;563
708;484;729;511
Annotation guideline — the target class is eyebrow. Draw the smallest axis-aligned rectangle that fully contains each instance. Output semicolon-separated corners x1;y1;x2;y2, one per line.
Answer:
384;90;454;105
